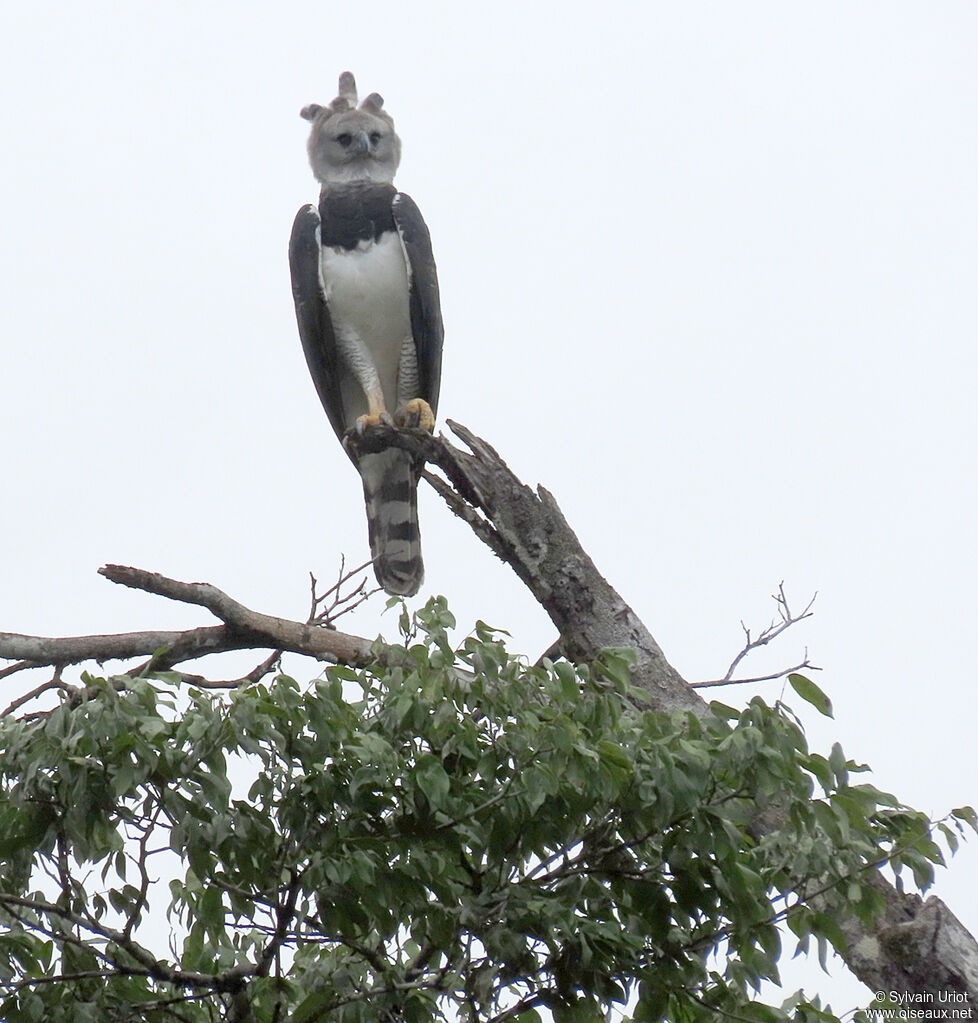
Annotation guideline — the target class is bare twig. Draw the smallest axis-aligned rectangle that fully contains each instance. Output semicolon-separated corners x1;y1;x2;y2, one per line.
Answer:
310;556;376;617
419;468;511;563
308;556;380;628
692;657;822;689
1;666;70;716
133;650;284;691
0;659;39;681
717;583;817;684
124;802;165;942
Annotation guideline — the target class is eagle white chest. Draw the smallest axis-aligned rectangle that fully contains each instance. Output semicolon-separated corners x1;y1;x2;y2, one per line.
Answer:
320;231;410;347
319;231;411;421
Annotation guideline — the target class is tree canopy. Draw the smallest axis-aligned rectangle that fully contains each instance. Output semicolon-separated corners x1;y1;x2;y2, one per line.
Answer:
1;597;971;1022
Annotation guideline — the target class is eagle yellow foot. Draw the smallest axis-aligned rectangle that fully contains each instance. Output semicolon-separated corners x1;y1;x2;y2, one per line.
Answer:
395;398;435;432
355;411;394;434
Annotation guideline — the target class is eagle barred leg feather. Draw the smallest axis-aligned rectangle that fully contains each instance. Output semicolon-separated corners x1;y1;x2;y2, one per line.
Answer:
289;72;444;596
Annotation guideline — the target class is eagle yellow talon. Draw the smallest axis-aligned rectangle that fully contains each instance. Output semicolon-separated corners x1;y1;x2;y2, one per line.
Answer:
356;411;394;434
396;398;435;432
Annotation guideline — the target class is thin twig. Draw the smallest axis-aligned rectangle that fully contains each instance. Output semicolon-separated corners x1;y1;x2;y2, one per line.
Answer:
692;658;822;689
310;555;370;614
0;659;38;681
1;667;70;716
0;968;152;994
151;650;284;691
123;802;166;942
308;556;380;628
419;468;510;563
719;583;817;683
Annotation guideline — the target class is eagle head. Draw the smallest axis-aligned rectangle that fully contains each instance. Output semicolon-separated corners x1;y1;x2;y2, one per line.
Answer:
301;72;402;188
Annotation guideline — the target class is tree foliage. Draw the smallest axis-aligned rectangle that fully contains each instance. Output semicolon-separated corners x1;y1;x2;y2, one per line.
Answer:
0;598;971;1022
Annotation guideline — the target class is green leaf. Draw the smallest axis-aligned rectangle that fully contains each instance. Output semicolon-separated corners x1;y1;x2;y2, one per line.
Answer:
415;756;451;808
788;674;833;717
199;886;225;937
951;806;978;831
328;665;361;682
939;822;960;854
812;911;849;955
554;661;581;702
828;742;847;784
514;1011;542;1023
596;648;636;690
554;998;604;1023
291;990;334;1023
805;753;833;791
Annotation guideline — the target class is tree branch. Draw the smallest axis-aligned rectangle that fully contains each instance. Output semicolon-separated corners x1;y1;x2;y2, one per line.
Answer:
0;568;379;686
154;650;284;691
0;890;247;993
721;582;816;682
347;421;700;714
690;659;820;689
1;667;70;716
99;565;377;668
0;625;235;672
307;556;381;627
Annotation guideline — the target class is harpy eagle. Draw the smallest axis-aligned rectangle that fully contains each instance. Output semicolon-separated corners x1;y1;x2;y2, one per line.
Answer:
289;73;443;596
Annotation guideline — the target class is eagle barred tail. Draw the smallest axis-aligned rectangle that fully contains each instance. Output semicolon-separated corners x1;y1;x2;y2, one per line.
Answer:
359;448;424;596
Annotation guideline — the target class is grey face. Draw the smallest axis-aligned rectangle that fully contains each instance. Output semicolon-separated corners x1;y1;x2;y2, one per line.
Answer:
308;109;402;186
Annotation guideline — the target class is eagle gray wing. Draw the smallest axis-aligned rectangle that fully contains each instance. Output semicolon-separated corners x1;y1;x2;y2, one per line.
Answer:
288;203;347;444
392;192;444;417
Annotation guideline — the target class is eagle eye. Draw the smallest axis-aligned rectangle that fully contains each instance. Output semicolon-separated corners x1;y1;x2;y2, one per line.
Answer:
336;133;352;147
369;132;382;144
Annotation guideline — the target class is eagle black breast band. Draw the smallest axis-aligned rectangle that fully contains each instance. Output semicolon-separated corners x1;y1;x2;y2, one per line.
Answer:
319;183;398;250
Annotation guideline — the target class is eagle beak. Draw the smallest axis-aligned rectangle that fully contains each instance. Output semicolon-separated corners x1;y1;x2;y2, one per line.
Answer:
351;131;372;155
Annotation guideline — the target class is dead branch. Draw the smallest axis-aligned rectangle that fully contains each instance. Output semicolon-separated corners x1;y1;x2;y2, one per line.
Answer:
721;582;817;683
347;421;701;715
1;667;70;716
0;624;236;673
162;650;284;691
0;568;378;686
307;556;381;627
691;659;821;690
0;659;39;681
693;587;820;688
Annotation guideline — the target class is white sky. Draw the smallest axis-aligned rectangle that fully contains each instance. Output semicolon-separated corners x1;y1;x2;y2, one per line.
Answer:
1;1;976;1011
